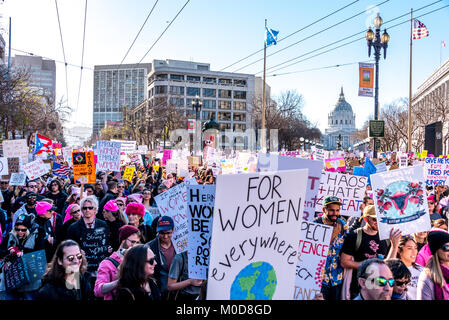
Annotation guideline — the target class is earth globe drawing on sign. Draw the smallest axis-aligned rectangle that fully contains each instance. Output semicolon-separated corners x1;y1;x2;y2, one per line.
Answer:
230;261;277;300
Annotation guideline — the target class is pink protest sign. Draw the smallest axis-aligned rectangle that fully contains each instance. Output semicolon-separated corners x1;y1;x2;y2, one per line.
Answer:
324;157;346;172
162;149;173;165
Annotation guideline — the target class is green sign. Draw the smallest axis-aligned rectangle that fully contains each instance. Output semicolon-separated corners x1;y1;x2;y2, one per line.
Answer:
369;120;385;138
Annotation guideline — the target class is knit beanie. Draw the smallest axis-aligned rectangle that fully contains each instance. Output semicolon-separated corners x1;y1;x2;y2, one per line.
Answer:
125;202;145;218
118;225;140;245
36;201;53;216
428;230;449;255
104;200;119;212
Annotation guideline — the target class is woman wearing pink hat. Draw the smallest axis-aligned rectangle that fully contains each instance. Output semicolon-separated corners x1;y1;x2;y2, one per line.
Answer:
428;195;443;221
125;202;153;243
59;204;82;242
103;200;126;251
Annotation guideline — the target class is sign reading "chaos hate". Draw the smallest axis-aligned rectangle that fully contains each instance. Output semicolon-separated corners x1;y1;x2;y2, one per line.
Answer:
207;169;308;300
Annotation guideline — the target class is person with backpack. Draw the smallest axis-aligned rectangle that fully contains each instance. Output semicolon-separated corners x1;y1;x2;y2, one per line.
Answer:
94;225;141;300
340;205;402;299
313;195;349;301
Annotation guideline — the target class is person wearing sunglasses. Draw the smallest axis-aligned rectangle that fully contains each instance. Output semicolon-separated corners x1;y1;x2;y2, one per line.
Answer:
59;204;82;243
95;225;141;300
0;214;45;300
354;258;394;300
115;244;161;301
427;195;442;222
36;240;93;301
66;195;111;287
385;258;412;300
102;200;126;251
417;231;449;300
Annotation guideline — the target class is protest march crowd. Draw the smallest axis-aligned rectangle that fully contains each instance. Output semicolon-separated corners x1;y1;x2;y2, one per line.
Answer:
0;134;448;301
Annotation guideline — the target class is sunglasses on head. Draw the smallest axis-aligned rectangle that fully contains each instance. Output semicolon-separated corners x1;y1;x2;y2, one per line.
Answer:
146;257;156;265
82;206;94;211
15;227;27;232
66;253;83;262
371;277;395;287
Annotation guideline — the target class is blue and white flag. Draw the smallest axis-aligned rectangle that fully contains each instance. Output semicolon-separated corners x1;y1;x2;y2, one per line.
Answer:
363;157;377;186
266;26;279;46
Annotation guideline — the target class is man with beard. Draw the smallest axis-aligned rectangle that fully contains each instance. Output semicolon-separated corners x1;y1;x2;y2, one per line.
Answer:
340;205;401;299
12;192;39;226
313;195;349;300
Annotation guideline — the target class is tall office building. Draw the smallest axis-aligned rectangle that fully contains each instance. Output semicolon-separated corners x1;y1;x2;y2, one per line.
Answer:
11;55;56;100
92;63;152;136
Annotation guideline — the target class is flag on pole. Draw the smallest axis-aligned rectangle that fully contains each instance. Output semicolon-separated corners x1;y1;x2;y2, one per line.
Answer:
266;26;279;46
52;162;71;178
412;19;429;39
442;41;447;47
34;133;53;155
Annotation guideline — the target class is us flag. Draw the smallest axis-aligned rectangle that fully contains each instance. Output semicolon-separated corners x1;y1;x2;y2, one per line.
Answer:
52;162;71;178
412;19;429;40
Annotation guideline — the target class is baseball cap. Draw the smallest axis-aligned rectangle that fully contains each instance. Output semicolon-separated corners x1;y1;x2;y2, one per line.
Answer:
157;216;174;232
323;195;342;207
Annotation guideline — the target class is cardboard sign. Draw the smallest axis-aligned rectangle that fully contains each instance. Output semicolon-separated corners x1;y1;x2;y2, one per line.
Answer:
187;185;215;280
188;156;202;167
424;157;449;186
294;221;332;300
96;140;121;172
371;165;432;240
9;173;27;186
22;159;48;180
2;139;29;165
315;172;368;217
72;151;96;184
0;157;8;175
207;169;308;300
324;158;346;172
122;166;135;182
154;178;198;254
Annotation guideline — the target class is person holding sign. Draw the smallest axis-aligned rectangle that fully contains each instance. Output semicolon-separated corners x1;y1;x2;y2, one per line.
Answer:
313;195;349;301
36;240;93;301
167;251;203;301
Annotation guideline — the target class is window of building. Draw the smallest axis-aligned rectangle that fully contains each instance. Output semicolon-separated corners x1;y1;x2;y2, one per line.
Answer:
156;73;168;80
218;100;231;109
186;110;197;118
218;112;231;121
155;85;167;94
233;123;246;131
203;77;216;83
170;74;184;81
219;123;231;130
197;65;209;71
233;101;246;110
233;91;246;99
170;97;184;107
186;87;200;96
218;78;232;85
219;89;232;99
203;100;216;109
187;75;200;82
234;79;247;86
202;111;216;121
203;88;216;98
233;113;246;122
170;86;184;95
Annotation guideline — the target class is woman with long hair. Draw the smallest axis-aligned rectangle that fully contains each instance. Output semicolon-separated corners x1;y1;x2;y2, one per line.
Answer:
417;231;449;300
36;240;93;300
397;236;424;300
115;244;160;301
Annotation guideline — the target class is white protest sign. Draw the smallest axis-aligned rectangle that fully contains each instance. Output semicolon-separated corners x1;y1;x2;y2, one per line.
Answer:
315;171;368;217
177;159;189;177
96;140;121;172
2;139;29;165
424;157;449;186
9;172;27;186
294;221;332;300
154;178;198;253
257;154;322;222
111;139;136;154
371;165;432;240
399;153;408;168
166;159;177;174
137;145;148;154
22;159;48;180
187;185;215;280
375;161;387;173
0;157;8;176
207;169;308;300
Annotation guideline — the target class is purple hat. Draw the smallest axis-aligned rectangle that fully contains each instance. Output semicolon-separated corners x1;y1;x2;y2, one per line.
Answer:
36;201;53;216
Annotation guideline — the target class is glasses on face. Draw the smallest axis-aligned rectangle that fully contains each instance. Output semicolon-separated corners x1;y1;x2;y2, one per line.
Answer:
428;201;435;205
15;227;27;232
28;185;37;189
116;202;125;207
118;186;125;189
82;206;94;211
371;277;395;287
71;209;81;214
0;181;8;184
441;244;449;252
127;239;141;245
395;280;410;287
66;253;83;262
146;257;156;265
143;192;151;196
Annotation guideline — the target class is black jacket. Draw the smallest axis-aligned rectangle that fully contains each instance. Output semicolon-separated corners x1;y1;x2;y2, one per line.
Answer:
44;191;68;216
36;273;94;301
147;237;172;294
115;280;161;301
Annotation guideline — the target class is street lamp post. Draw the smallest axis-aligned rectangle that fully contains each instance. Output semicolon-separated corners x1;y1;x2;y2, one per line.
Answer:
192;95;202;153
366;12;390;159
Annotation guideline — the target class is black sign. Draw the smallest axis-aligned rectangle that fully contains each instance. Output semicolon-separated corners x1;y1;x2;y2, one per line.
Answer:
4;257;29;291
22;250;47;282
369;120;385;138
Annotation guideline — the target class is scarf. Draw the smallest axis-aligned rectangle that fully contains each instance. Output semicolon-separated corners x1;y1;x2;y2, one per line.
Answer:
435;264;449;300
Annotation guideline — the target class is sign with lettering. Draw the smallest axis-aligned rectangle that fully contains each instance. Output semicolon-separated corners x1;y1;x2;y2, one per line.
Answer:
9;172;27;186
207;169;308;300
0;157;8;175
22;159;48;180
399;153;408;168
375;161;387;173
72;151;96;184
162;149;172;166
96;140;121;172
154;178;198;254
79;227;110;273
3;256;29;290
315;172;368;217
2;139;29;165
324;157;346;172
257;154;322;222
294;221;332;300
111;139;136;154
424;157;449;186
122;166;135;182
187;185;215;280
166;159;177;174
371;165;432;240
21;250;47;282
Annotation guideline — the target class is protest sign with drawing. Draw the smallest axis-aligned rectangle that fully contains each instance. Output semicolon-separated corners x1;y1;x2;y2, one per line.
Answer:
187;185;215;280
324;157;346;172
371;165;432;240
294;221;332;300
207;169;308;300
72;151;96;184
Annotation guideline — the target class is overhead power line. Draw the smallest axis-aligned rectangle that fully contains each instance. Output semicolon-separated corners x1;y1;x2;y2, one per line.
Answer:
268;60;374;77
219;0;361;71
76;0;88;112
54;0;70;106
138;0;191;64
120;0;159;65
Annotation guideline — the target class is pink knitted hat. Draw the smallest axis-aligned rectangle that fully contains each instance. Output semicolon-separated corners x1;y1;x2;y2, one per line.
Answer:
104;200;119;212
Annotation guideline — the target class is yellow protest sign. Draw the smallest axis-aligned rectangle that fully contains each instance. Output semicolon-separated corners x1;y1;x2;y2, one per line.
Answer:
123;166;135;182
422;150;428;158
